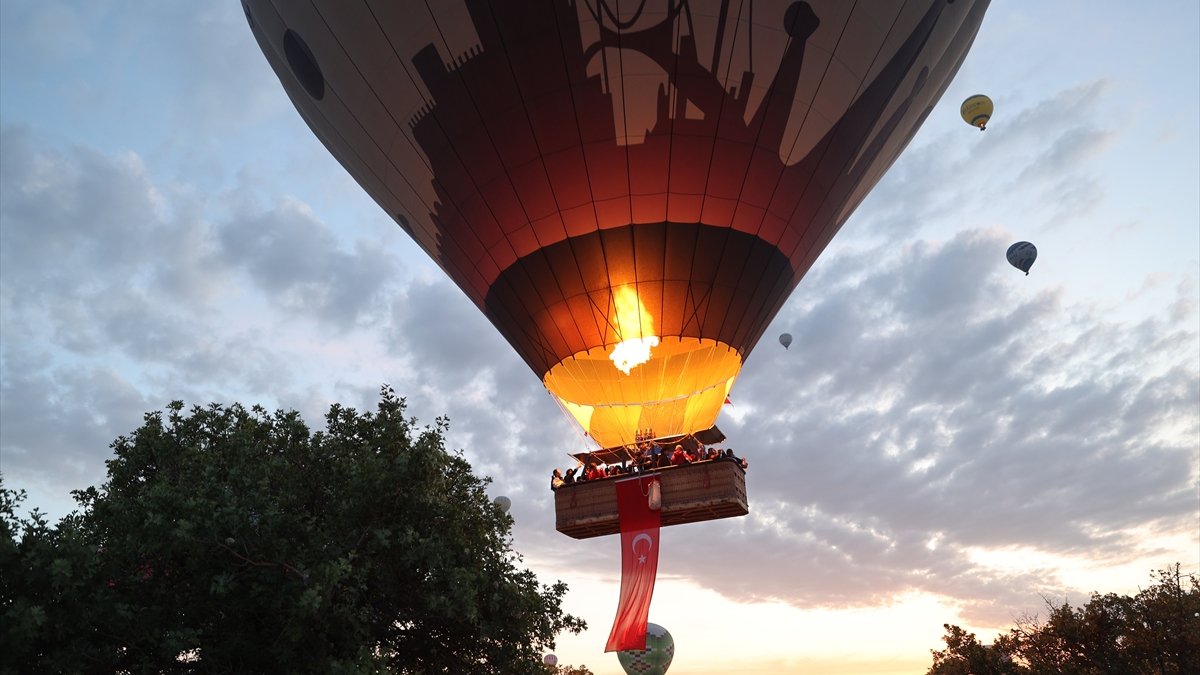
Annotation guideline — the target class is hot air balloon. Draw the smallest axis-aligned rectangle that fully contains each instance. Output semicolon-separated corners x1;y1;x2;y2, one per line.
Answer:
617;623;674;675
779;333;793;350
543;653;558;666
960;94;993;130
493;495;511;513
244;0;991;535
1007;241;1037;275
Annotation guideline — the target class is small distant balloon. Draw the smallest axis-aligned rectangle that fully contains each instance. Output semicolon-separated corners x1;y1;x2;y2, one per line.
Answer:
493;496;511;513
1006;241;1037;275
617;623;675;675
779;333;793;350
543;653;558;666
960;94;993;130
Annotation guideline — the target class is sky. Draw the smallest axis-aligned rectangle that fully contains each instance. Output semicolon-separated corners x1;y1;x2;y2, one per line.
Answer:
1;1;1197;673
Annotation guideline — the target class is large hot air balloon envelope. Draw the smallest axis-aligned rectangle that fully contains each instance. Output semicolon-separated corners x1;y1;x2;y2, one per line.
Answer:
779;333;793;350
493;495;511;513
617;622;674;675
244;0;991;449
960;94;993;130
1007;241;1037;275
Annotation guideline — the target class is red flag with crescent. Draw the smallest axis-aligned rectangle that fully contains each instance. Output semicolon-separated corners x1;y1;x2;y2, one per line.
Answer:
605;476;661;652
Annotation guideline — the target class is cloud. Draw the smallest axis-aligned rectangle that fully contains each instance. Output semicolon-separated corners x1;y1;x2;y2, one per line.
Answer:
6;119;1193;628
0;125;222;359
215;197;398;327
0;347;152;497
376;276;574;501
854;79;1119;241
0;126;165;286
0;125;405;501
639;227;1199;624
301;220;1194;628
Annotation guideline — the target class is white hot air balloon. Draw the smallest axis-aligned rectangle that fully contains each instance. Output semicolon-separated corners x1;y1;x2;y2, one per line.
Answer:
493;496;511;513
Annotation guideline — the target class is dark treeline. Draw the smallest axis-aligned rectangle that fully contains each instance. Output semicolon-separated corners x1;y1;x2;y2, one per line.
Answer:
928;564;1200;674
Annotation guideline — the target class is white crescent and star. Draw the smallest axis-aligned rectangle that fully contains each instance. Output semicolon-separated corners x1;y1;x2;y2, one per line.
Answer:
631;533;654;564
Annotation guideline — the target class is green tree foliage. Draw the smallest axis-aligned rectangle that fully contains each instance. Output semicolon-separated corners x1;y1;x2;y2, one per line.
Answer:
927;624;1022;674
927;565;1200;674
1;386;585;674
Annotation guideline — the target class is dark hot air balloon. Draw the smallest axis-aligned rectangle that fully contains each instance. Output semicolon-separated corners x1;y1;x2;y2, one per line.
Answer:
244;0;991;527
1007;241;1037;275
779;333;793;350
246;0;993;653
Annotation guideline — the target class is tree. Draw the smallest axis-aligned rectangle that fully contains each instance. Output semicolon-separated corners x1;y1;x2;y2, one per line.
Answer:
927;624;1021;675
1;386;585;673
927;565;1200;674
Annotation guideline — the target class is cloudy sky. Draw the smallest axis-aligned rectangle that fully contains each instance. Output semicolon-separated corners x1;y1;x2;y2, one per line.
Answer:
2;2;1197;673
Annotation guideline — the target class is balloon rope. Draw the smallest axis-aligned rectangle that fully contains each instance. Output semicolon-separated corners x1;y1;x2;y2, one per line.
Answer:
545;382;595;457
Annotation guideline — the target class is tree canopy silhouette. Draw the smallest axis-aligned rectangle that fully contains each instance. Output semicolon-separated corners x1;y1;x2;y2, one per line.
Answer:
927;565;1200;674
1;386;585;674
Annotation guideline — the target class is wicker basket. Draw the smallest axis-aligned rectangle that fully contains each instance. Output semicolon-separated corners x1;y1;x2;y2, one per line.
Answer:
554;459;748;539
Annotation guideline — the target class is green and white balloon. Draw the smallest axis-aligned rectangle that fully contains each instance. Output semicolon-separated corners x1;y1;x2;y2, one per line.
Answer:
617;623;674;675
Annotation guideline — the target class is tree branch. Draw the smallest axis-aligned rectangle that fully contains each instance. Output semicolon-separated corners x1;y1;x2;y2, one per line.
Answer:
213;537;305;579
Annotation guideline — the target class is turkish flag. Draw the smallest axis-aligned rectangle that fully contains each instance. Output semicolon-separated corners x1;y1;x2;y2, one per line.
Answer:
605;476;661;652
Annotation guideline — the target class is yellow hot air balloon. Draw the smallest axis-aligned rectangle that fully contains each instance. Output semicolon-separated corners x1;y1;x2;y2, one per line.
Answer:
244;0;992;534
961;94;994;130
